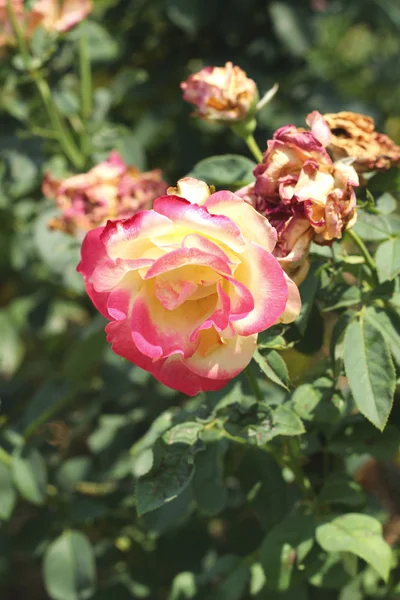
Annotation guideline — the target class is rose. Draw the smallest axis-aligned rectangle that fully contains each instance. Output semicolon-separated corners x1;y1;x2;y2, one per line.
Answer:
77;178;301;396
180;62;257;122
252;123;359;244
43;151;168;235
0;0;92;49
319;111;400;173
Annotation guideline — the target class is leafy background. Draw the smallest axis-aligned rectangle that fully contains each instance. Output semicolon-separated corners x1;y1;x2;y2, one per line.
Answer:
1;0;400;598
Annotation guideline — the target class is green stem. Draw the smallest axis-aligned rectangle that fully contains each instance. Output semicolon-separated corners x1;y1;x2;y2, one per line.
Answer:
35;79;86;168
245;134;264;163
6;0;85;169
79;28;92;157
245;362;263;402
346;228;377;278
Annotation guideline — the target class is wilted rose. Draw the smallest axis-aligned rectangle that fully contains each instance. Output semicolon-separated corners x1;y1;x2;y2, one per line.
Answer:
252;124;359;245
29;0;92;33
43;151;168;235
321;111;400;173
77;177;301;396
0;0;92;49
181;62;257;122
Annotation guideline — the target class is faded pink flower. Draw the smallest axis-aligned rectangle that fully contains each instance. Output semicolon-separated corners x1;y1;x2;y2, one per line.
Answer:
29;0;92;33
77;178;301;396
43;151;168;235
0;0;92;49
181;62;257;122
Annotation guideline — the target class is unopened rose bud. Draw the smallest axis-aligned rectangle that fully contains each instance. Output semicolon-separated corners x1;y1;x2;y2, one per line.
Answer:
181;62;258;123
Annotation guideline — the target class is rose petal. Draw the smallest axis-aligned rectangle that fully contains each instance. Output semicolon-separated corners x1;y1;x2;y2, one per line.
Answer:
232;243;289;335
205;190;278;253
106;320;230;395
153;195;246;252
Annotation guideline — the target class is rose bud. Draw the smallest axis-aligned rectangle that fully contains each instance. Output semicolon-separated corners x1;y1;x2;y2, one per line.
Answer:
181;62;258;123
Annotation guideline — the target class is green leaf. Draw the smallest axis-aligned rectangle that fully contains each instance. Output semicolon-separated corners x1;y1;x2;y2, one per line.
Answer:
322;285;361;312
260;516;316;591
192;441;227;515
376;192;397;214
43;530;97;600
316;514;392;582
344;316;395;430
12;448;48;506
0;463;16;520
295;261;320;335
188;155;256;189
0;310;24;377
210;563;250;600
328;421;400;460
353;211;392;241
364;306;400;366
168;572;197;600
319;473;365;507
253;350;289;390
33;207;83;291
163;422;203;446
135;441;198;516
61;316;107;382
292;380;343;423
375;238;400;283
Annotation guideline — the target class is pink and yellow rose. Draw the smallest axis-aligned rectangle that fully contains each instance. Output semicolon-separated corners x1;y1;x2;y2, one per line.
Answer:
77;178;301;396
43;151;168;235
181;62;257;122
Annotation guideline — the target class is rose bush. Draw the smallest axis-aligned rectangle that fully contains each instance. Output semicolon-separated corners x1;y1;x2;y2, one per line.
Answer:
78;177;300;395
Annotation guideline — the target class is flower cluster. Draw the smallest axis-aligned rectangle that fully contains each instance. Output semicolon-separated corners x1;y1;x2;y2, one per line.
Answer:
0;0;92;49
181;62;257;123
77;178;300;395
43;151;168;236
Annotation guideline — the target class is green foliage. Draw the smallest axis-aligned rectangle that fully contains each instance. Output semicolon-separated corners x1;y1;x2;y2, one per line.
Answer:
344;316;395;430
315;514;392;582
